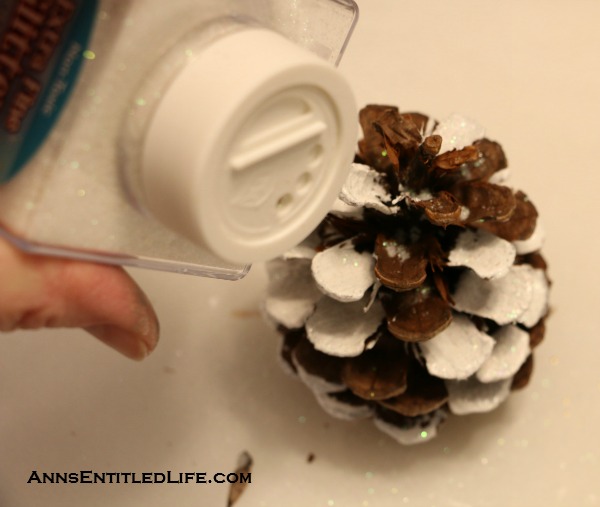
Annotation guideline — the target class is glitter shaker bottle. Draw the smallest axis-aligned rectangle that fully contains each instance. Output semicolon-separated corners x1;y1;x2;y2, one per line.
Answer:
0;0;358;278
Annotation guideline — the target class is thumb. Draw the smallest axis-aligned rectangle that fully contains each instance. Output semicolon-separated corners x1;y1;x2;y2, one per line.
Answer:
0;238;159;360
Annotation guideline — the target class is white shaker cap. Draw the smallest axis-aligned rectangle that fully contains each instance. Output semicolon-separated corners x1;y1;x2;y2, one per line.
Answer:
141;27;356;263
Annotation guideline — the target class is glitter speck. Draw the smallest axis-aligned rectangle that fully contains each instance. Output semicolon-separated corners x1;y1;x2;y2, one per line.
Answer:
327;500;335;506
70;161;80;169
480;457;489;465
362;501;369;507
443;446;451;454
402;497;410;504
367;488;375;495
507;310;519;320
298;416;307;424
365;471;374;479
136;97;147;106
83;50;96;60
391;488;399;495
420;431;428;439
497;438;506;446
185;48;194;58
381;150;388;157
76;189;86;197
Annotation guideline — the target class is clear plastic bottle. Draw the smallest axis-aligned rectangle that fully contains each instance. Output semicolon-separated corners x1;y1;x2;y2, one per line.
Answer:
0;0;358;279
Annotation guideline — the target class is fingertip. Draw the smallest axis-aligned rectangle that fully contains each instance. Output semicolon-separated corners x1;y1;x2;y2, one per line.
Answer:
0;236;162;359
86;322;159;361
51;262;161;359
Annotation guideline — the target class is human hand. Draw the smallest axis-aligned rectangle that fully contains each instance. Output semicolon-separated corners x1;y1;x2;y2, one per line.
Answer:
0;235;159;360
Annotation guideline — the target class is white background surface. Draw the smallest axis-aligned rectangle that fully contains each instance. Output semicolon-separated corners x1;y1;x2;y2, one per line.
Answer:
1;1;600;506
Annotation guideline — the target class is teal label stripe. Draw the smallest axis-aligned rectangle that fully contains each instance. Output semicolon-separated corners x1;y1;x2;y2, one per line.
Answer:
0;0;99;182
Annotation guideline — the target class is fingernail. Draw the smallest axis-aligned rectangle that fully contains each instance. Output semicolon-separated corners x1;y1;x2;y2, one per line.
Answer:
133;287;160;347
86;324;152;361
85;286;160;360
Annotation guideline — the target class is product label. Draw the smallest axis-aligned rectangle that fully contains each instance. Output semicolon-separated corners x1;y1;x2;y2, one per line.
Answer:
0;0;98;182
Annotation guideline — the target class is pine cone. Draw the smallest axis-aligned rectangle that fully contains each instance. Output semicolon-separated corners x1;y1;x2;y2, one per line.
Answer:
265;105;550;445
